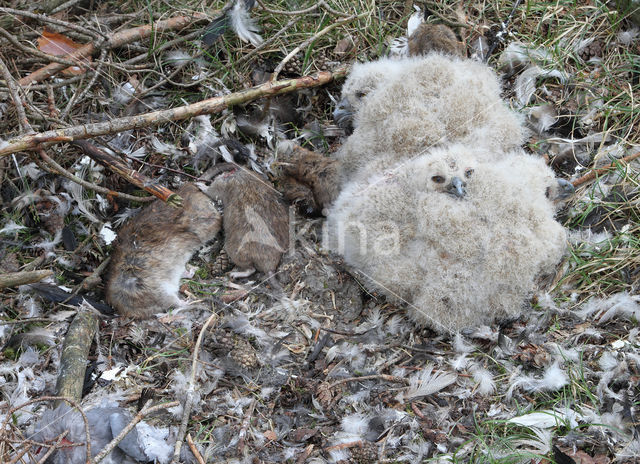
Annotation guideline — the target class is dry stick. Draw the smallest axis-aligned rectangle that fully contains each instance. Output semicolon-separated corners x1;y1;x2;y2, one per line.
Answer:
0;55;31;132
1;68;347;157
171;311;218;464
124;29;204;65
17;13;211;87
0;270;53;289
33;430;70;464
272;14;365;81
186;434;205;464
61;49;108;119
71;140;177;203
92;401;179;464
571;151;640;188
0;396;92;463
38;148;155;202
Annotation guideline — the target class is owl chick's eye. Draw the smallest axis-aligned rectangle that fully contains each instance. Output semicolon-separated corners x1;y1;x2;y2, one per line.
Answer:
464;168;474;178
431;175;445;184
355;91;366;99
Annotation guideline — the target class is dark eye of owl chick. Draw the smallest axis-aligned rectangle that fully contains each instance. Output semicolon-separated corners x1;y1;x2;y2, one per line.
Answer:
432;175;445;184
355;91;366;99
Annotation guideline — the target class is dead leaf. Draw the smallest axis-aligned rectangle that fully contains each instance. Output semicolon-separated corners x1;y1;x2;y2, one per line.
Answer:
555;445;610;464
263;429;277;441
37;28;90;75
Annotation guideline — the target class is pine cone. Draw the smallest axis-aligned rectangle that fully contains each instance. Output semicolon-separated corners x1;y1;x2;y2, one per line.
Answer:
230;338;258;369
579;40;602;61
211;249;232;275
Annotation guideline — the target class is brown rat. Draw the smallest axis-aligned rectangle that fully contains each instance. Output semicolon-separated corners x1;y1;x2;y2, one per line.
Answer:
408;23;465;58
202;165;289;278
279;145;340;217
105;183;221;319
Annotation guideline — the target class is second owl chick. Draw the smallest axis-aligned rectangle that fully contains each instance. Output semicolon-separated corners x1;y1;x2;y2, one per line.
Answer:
203;164;289;278
105;183;221;319
326;146;568;332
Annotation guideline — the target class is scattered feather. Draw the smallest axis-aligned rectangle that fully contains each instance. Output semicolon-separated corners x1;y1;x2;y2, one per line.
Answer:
228;0;263;46
514;66;568;106
403;364;457;400
99;222;117;245
0;220;27;235
470;364;495;395
573;292;640;323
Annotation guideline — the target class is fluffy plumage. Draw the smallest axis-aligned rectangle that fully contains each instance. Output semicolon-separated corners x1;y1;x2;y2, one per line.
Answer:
326;146;567;332
336;54;525;180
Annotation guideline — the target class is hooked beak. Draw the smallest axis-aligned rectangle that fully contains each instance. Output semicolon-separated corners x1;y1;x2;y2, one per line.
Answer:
447;176;467;198
333;97;354;129
555;178;575;200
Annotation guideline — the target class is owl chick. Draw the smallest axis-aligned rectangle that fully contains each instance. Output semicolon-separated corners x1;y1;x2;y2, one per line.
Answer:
337;54;525;180
105;183;221;319
326;146;568;332
202;164;289;278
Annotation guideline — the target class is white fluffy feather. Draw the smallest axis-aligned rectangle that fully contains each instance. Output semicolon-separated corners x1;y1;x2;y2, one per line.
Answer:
229;0;263;46
403;364;457;400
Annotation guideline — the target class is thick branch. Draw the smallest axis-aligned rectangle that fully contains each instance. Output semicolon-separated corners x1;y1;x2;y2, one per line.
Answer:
0;270;53;289
1;68;348;157
55;310;98;405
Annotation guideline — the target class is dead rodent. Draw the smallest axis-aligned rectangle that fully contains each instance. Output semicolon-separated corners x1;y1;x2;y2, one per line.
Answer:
203;165;289;277
105;183;221;319
279;145;340;216
408;23;465;58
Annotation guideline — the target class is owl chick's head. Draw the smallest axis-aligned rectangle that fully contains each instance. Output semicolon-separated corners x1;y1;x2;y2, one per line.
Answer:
407;148;477;198
334;58;405;129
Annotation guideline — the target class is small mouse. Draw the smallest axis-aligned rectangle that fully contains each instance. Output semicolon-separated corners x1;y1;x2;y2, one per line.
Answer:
105;183;221;319
202;164;289;279
408;23;465;58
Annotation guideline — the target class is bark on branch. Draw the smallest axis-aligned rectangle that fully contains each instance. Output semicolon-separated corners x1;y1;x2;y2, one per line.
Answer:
0;68;348;158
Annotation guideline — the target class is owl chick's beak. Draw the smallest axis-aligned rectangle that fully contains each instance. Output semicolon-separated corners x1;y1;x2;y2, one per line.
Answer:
448;176;467;198
333;98;354;129
555;178;575;199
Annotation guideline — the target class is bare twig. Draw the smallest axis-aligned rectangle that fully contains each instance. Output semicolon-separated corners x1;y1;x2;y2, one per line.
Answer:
70;141;177;203
92;401;179;464
186;434;205;464
324;440;364;452
571;151;640;188
0;54;31;132
37;148;155;203
0;270;53;289
272;13;365;80
33;430;70;464
0;26;81;68
17;13;211;87
1;68;347;157
60;49;108;119
0;7;104;39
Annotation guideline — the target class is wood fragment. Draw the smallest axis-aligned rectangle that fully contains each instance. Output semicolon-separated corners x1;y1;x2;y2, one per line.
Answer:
54;310;98;406
0;270;53;289
0;68;347;158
